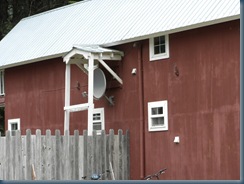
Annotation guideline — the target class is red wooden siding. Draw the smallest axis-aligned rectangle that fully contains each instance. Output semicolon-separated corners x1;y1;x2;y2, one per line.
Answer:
4;20;240;180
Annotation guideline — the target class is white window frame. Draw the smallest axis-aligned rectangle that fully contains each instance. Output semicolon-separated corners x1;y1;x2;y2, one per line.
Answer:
8;118;20;135
0;70;5;96
148;100;168;131
149;35;169;61
93;108;105;134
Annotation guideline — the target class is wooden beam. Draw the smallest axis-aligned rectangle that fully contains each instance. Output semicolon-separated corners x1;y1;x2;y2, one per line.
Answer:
64;64;71;132
98;59;123;85
64;103;89;112
88;55;94;136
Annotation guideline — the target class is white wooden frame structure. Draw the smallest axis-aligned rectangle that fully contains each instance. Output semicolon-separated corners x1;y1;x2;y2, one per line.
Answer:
63;45;123;135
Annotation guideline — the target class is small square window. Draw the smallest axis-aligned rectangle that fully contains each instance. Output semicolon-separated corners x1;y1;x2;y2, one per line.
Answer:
148;101;168;131
92;108;105;134
149;35;169;61
8;118;20;136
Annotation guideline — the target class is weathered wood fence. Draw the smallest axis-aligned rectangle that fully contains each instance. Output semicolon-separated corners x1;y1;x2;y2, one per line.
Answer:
0;129;130;180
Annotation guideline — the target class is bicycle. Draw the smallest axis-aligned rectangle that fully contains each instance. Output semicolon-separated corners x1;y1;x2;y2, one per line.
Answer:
82;161;115;180
144;168;167;180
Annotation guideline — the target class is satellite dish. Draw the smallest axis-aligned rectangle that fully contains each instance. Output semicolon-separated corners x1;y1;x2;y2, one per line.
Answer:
93;68;106;99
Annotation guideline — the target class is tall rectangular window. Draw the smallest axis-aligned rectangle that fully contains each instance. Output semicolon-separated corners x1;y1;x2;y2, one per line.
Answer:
0;70;5;96
149;35;169;61
93;108;105;134
148;100;168;131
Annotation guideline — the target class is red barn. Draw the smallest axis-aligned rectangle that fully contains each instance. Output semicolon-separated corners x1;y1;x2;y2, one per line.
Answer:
0;0;240;180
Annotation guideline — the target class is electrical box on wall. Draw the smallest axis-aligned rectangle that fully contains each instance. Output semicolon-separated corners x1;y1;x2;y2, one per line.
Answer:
174;136;180;144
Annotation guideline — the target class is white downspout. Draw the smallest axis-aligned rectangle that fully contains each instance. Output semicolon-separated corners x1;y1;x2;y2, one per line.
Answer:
87;54;94;136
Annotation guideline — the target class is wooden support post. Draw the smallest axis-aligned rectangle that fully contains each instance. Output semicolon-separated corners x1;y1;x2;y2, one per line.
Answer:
64;64;71;132
88;55;94;136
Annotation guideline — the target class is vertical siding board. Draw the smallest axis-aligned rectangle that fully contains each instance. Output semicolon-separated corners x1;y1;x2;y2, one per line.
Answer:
60;135;64;180
21;135;26;180
74;130;79;180
51;135;56;180
100;130;106;179
118;129;123;180
105;134;110;179
78;135;84;180
45;130;52;180
15;130;22;180
121;134;125;179
25;129;32;180
31;134;36;180
64;130;71;179
109;129;115;179
41;134;46;180
35;129;42;180
70;134;74;180
126;130;130;179
0;136;4;179
92;130;97;175
5;131;10;180
10;132;15;180
87;133;93;179
55;129;61;180
82;130;88;179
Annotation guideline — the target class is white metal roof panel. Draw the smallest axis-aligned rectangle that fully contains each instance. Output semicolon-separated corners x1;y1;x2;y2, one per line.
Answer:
0;0;240;68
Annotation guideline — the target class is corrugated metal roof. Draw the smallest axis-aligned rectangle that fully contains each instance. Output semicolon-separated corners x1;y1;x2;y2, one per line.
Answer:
0;0;240;68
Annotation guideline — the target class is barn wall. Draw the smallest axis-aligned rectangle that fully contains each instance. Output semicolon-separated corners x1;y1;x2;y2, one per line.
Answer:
4;20;240;180
5;58;65;133
137;20;239;180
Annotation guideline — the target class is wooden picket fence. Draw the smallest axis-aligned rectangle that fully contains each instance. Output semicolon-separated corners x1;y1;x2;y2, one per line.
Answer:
0;129;130;180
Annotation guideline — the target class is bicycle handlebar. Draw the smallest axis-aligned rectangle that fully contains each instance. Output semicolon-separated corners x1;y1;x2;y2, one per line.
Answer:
144;168;167;180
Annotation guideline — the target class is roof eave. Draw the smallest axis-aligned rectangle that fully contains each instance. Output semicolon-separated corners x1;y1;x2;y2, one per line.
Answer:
0;53;65;69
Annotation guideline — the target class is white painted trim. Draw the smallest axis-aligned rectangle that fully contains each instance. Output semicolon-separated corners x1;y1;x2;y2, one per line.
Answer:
148;100;168;132
8;118;20;131
64;103;89;112
88;55;94;136
64;64;71;132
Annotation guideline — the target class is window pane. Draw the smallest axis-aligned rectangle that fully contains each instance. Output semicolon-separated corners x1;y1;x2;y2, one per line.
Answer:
93;122;102;130
154;37;160;46
154;46;160;54
93;113;101;121
160;44;166;53
152;117;164;126
151;107;163;115
11;123;18;130
159;36;165;44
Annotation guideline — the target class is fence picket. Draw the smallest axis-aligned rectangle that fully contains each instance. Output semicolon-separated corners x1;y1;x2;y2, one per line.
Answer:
35;129;42;180
25;129;32;180
5;131;11;180
82;130;88;179
74;130;79;180
118;129;123;180
0;129;129;180
55;129;61;180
